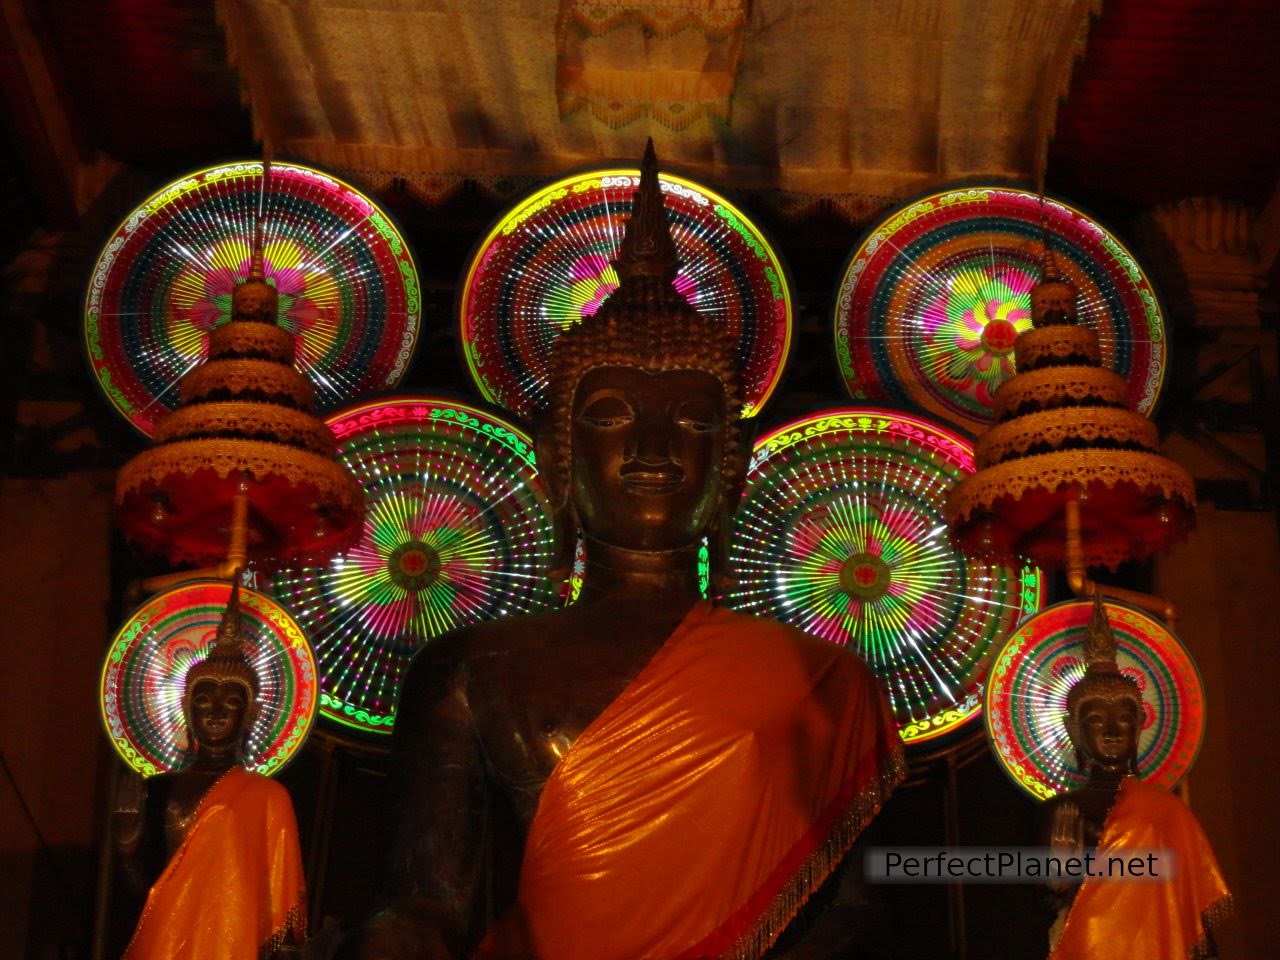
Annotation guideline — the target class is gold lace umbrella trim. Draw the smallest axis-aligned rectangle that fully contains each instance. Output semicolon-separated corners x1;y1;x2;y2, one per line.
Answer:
179;359;315;408
153;402;338;457
946;447;1195;525
994;365;1127;420
116;437;362;510
208;323;297;363
1014;325;1102;369
975;406;1159;469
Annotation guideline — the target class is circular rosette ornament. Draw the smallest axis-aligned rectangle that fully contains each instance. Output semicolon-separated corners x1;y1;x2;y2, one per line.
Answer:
833;186;1166;435
99;580;318;777
984;599;1205;800
726;408;1044;745
85;161;421;435
459;168;792;420
256;398;562;735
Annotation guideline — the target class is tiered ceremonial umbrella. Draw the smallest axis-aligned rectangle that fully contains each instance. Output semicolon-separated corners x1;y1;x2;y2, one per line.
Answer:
946;252;1195;615
114;198;364;582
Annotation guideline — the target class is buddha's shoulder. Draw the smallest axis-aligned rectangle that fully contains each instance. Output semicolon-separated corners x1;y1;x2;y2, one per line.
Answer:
400;608;577;690
230;767;292;801
702;606;876;674
1120;776;1186;815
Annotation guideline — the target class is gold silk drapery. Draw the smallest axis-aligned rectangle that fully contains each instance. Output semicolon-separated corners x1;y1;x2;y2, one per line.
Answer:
125;767;306;960
1052;776;1231;960
477;601;905;960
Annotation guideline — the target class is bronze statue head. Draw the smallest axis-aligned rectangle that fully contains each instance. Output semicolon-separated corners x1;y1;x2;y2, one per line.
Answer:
183;582;260;759
538;141;745;572
1063;594;1142;777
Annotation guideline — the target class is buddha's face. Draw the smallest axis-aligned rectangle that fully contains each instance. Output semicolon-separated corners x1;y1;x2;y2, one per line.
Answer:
186;678;254;753
1074;695;1140;775
570;366;726;552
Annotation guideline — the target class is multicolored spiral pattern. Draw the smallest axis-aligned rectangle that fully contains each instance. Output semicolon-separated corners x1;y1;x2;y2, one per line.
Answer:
256;398;563;735
727;408;1043;744
99;580;317;777
459;169;792;421
985;599;1205;801
834;186;1166;435
85;161;421;435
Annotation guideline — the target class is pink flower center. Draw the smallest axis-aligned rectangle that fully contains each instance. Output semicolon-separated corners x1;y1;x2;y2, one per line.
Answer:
981;318;1018;355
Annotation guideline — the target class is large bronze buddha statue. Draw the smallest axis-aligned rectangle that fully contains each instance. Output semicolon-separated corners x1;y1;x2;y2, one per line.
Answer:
353;143;904;960
1040;594;1230;959
112;583;307;959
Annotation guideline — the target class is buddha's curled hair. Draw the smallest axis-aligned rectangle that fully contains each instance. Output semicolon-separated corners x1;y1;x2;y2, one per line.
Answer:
536;139;745;514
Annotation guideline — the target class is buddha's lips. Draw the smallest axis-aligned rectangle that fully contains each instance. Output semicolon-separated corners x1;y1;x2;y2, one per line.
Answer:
621;468;684;493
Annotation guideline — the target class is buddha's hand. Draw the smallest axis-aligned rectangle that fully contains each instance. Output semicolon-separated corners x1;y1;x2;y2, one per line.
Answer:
1047;799;1085;893
109;771;146;851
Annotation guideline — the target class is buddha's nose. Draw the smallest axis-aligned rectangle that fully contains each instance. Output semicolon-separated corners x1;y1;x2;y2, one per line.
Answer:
632;416;674;466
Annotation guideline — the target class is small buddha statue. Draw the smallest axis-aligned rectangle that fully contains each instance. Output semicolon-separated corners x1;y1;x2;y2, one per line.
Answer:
1040;593;1231;959
112;582;307;959
349;143;904;960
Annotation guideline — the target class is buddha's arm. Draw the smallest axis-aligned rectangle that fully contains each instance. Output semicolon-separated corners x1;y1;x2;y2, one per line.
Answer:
111;773;165;894
355;653;490;960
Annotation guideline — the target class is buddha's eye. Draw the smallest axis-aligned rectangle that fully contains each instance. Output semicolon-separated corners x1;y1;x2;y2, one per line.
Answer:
578;395;635;428
673;401;720;432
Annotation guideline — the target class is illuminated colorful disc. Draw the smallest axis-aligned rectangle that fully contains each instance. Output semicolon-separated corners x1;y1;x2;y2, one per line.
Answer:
985;599;1204;801
459;169;792;420
99;580;318;777
834;186;1166;435
256;398;563;735
85;161;421;435
727;408;1043;744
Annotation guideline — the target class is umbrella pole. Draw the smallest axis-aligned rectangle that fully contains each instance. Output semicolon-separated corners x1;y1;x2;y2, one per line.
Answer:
1063;489;1177;627
133;482;251;598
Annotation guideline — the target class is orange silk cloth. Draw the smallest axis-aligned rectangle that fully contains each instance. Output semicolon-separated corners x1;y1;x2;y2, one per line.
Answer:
1052;776;1231;960
125;766;307;960
479;602;904;960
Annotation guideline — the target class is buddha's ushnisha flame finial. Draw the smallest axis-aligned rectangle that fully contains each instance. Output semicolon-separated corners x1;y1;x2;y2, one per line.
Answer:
1065;592;1141;717
612;138;681;284
1083;589;1120;672
215;578;245;648
185;580;261;697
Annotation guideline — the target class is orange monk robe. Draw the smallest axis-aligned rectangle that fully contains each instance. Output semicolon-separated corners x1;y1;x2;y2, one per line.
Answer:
125;766;307;960
478;601;906;960
1052;776;1231;960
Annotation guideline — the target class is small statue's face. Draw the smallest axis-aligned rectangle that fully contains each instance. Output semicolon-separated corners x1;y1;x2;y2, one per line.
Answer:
1074;695;1139;774
571;366;726;552
186;678;254;752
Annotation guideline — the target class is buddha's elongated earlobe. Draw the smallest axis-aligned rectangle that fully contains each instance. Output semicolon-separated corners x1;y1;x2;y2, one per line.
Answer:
549;501;579;585
707;501;736;597
535;409;577;584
